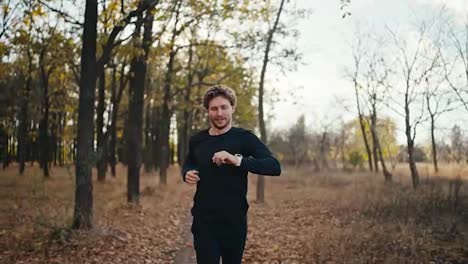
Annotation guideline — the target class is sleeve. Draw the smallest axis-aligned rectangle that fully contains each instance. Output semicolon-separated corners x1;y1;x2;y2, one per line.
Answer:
181;137;198;182
239;131;281;176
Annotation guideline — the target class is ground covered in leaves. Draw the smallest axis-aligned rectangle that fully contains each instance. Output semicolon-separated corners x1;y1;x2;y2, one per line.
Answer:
244;165;468;264
1;165;193;264
1;163;468;263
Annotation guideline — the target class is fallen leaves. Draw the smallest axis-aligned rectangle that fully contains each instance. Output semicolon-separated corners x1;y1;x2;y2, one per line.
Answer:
1;165;467;263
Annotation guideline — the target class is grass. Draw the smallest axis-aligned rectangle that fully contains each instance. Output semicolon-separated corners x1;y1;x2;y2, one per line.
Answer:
244;163;468;263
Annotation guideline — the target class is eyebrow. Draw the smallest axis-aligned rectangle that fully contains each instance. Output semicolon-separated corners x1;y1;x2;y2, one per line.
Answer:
210;104;229;108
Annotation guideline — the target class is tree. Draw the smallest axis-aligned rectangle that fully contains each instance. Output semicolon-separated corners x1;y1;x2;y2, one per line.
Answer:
15;5;34;175
126;2;154;203
73;0;98;229
450;125;464;163
257;0;287;203
387;20;440;189
0;0;20;40
424;66;453;172
362;47;393;181
109;58;128;177
159;0;184;186
444;21;468;111
346;32;373;171
347;29;392;180
344;117;398;172
287;115;308;167
36;22;67;177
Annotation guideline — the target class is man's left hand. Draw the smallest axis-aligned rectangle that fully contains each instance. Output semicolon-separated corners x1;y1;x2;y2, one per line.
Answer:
212;151;237;166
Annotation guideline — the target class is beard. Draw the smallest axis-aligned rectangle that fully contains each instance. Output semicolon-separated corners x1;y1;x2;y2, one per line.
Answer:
210;117;230;130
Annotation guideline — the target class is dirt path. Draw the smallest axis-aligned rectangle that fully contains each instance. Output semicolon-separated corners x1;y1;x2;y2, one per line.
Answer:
173;215;196;264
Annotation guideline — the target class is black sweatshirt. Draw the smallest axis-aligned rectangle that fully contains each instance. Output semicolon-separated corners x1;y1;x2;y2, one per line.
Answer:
181;127;281;216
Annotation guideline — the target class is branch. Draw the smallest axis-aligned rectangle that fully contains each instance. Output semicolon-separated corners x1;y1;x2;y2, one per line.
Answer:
97;0;162;70
0;0;19;39
37;0;83;26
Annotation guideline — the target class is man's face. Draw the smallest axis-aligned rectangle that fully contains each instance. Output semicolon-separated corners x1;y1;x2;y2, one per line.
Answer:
207;96;234;130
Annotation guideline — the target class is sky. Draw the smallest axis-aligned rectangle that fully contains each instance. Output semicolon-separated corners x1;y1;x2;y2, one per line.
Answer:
266;0;468;144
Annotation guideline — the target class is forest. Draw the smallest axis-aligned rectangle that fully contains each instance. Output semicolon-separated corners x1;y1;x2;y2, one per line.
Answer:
1;0;467;263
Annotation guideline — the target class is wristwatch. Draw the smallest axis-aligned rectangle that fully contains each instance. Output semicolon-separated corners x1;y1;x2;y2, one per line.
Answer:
234;154;243;167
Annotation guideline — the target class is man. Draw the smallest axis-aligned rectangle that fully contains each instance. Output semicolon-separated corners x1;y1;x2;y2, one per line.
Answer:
181;85;281;264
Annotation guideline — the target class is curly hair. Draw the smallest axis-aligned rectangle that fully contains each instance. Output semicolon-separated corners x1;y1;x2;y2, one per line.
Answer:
203;85;237;109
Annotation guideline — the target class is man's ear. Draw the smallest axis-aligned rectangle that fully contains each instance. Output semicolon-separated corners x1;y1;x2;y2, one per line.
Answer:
232;106;236;113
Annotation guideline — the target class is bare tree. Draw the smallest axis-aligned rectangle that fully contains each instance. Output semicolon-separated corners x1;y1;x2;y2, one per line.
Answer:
257;0;286;203
361;45;393;181
387;20;440;188
424;67;454;173
444;22;468;111
346;32;374;172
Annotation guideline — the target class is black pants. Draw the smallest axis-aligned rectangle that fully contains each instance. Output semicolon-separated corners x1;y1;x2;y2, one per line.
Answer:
191;212;247;264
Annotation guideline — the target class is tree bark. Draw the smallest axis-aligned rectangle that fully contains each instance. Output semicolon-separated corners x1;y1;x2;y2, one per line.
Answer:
426;94;439;173
96;68;107;181
109;62;126;177
126;5;154;203
0;126;7;169
405;91;419;189
430;114;438;173
370;106;379;173
370;106;392;181
73;0;98;230
18;48;33;175
152;106;161;170
144;105;153;173
39;50;51;178
59;112;65;166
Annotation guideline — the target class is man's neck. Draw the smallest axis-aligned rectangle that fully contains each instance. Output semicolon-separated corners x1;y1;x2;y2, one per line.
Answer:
209;124;232;136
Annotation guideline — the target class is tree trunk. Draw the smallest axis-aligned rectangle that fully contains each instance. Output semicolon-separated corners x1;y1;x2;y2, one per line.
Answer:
370;111;379;173
144;105;153;173
109;62;126;177
178;42;194;166
126;6;153;202
430;114;438;173
39;54;50;178
160;1;182;186
51;113;58;166
96;68;107;181
18;89;29;175
351;56;373;172
159;50;175;185
319;131;329;170
58;112;65;166
257;0;286;203
405;93;419;189
152;106;161;170
73;0;97;230
370;107;392;181
18;56;33;175
0;127;7;169
359;116;373;171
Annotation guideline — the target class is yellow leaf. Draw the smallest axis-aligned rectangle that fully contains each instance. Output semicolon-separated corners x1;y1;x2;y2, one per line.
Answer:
2;4;10;14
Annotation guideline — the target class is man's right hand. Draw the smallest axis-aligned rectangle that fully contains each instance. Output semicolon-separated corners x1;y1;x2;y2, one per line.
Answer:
185;170;200;185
